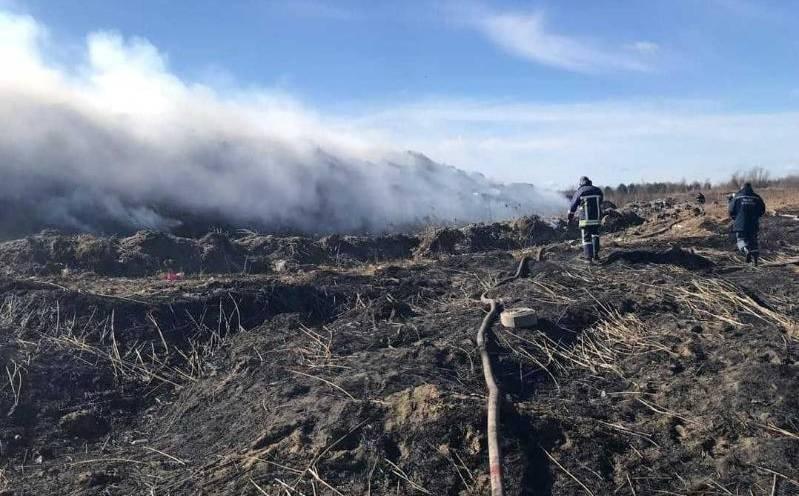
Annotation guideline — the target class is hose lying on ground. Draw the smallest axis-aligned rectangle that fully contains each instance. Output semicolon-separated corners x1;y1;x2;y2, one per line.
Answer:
476;295;504;496
476;254;531;496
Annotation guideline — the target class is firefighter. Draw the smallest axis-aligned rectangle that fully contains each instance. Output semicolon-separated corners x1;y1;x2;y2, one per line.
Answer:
567;176;604;261
728;182;766;265
696;192;706;204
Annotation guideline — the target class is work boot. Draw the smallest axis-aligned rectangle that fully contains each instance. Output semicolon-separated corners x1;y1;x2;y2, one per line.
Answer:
741;246;750;263
591;235;600;260
583;243;594;262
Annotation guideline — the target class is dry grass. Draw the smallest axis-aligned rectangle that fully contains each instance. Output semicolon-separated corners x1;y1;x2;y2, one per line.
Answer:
0;288;244;398
759;187;799;213
552;311;666;378
4;360;24;416
499;295;676;397
676;278;798;338
49;334;185;388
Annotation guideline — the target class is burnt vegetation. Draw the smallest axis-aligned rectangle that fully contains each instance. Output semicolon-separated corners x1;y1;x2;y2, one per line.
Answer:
1;191;798;496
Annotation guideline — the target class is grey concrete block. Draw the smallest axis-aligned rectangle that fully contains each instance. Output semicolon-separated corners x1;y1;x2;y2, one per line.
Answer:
500;308;538;328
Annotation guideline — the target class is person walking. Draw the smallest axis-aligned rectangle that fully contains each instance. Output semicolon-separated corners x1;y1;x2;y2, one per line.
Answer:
568;176;604;262
728;182;766;265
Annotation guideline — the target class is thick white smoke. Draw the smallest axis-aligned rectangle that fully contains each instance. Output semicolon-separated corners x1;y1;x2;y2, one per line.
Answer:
0;11;565;237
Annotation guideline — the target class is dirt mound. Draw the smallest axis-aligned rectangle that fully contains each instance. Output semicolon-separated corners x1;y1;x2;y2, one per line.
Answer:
0;229;420;276
119;230;259;275
0;233;121;276
414;218;560;258
604;246;714;270
118;230;202;275
414;227;466;256
358;234;420;261
198;232;246;273
235;234;328;271
0;218;563;276
317;234;367;262
624;198;688;222
317;234;419;263
510;215;561;244
602;208;645;232
0;231;252;277
458;223;519;252
68;235;121;274
698;217;730;235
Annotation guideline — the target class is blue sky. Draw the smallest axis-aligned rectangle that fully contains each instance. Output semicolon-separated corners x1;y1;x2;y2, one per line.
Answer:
4;0;799;188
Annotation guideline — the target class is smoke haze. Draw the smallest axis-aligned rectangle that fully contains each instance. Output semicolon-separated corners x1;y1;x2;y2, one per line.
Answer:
0;11;565;238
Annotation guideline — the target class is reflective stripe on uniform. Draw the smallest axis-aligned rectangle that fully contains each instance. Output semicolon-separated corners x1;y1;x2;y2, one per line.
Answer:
579;195;602;226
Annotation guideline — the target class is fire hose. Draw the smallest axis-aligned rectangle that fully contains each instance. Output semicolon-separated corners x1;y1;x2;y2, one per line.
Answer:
476;254;531;496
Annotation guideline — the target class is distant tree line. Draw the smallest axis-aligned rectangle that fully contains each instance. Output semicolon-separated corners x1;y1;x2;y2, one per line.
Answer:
605;179;712;198
562;167;799;205
596;167;799;204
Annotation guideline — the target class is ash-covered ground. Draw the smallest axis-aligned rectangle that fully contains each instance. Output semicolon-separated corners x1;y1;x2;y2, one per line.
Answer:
0;197;797;495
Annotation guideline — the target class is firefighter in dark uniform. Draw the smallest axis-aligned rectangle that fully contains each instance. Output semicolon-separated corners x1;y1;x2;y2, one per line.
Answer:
728;182;766;265
567;176;604;261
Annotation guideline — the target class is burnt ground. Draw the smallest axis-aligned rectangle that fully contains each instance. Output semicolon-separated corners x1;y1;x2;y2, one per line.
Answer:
0;200;798;495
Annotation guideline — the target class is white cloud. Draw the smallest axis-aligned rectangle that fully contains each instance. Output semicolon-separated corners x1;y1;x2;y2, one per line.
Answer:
349;98;799;187
453;5;653;73
0;11;55;84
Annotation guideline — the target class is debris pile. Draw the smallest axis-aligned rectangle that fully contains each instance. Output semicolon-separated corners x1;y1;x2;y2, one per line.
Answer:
601;208;645;232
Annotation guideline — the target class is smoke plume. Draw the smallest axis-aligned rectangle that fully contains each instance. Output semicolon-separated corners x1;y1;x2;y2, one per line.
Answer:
0;11;565;238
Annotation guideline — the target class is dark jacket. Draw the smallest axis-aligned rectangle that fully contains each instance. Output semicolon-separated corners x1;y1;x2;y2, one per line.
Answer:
569;182;604;227
728;185;766;234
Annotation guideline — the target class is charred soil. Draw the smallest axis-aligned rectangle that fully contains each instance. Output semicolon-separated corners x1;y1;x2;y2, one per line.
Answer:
1;200;798;495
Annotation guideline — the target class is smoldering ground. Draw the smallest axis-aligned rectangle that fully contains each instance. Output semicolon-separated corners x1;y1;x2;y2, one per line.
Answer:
0;11;565;238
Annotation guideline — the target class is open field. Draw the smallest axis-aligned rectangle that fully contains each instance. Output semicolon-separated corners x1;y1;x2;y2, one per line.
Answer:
0;195;798;495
